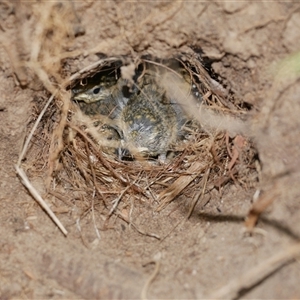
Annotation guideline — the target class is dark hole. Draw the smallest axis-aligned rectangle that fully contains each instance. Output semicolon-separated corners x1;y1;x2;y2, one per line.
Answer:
122;85;132;98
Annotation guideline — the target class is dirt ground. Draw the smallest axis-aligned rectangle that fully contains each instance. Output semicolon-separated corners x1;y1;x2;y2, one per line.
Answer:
1;1;300;299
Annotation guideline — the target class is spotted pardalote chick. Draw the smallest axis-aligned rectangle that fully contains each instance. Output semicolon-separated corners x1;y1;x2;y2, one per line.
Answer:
72;77;129;119
118;80;181;161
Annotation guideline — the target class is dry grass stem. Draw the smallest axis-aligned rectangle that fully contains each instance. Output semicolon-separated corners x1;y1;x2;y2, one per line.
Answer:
207;242;300;299
157;161;206;211
17;93;55;166
141;261;161;300
15;165;67;236
116;211;160;240
161;71;248;137
245;182;280;231
109;185;132;216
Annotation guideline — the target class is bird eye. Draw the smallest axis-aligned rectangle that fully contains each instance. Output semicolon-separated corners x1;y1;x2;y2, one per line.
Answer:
93;87;100;94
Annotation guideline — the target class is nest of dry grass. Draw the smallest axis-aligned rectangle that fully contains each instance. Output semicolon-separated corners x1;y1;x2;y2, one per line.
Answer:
23;54;257;234
14;2;258;235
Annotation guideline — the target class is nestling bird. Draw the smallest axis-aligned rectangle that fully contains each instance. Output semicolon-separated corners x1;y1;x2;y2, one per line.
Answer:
118;73;183;161
71;68;191;161
72;76;130;119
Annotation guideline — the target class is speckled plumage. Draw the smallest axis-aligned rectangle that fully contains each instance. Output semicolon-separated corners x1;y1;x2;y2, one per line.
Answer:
72;78;128;119
72;70;189;160
119;80;179;159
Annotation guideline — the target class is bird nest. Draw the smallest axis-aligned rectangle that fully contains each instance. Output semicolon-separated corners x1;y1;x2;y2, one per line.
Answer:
22;52;258;235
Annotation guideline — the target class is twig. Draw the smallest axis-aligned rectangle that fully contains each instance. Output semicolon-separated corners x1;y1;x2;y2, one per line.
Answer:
109;185;131;216
142;59;183;79
130;222;160;240
15;165;68;236
91;188;101;240
17;93;56;166
207;242;300;299
141;261;161;300
245;182;280;231
15;84;67;236
116;211;160;240
85;141;101;240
